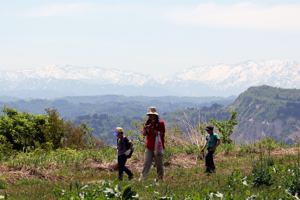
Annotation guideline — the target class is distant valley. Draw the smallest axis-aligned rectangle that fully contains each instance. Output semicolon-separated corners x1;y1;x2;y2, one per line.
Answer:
1;85;300;144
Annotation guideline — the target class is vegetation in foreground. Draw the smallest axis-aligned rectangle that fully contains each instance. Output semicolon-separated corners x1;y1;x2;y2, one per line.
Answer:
0;138;298;199
0;107;300;199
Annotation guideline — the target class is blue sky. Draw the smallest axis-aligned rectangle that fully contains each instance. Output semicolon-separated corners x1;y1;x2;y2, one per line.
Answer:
1;0;300;76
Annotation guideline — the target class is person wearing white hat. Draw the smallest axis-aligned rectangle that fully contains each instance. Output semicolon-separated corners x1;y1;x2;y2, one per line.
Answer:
140;106;166;181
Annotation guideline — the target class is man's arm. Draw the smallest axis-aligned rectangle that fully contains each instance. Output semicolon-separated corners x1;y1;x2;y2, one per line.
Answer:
211;139;220;152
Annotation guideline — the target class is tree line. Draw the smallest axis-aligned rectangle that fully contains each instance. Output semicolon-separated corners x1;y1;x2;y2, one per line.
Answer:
0;107;101;155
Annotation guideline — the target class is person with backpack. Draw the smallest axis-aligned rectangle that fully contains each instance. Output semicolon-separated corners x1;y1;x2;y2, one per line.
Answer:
139;107;166;181
115;127;133;181
204;125;220;173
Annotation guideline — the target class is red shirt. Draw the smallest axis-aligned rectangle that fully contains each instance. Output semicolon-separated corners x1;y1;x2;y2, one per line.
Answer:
142;120;165;151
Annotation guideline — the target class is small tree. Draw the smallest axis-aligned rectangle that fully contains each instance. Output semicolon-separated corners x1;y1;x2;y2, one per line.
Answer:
44;108;65;149
210;111;238;144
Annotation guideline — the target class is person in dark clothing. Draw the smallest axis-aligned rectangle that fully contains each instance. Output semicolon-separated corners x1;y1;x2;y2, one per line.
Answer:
115;127;133;181
205;125;220;173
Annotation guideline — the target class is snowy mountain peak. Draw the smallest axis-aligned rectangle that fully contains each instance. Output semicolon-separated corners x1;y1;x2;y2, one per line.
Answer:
0;60;299;98
175;60;300;90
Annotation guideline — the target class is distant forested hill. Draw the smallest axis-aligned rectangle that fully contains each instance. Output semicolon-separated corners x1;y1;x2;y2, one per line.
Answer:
0;95;234;144
2;85;299;145
229;85;300;144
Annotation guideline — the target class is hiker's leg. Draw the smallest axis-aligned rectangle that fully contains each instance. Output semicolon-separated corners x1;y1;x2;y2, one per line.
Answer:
155;153;164;180
118;155;126;180
205;151;210;171
205;151;214;172
141;149;154;179
123;157;133;178
211;151;216;171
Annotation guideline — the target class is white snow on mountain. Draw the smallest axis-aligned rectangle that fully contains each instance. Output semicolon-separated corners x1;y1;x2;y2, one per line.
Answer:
0;60;299;97
0;65;153;86
175;60;300;90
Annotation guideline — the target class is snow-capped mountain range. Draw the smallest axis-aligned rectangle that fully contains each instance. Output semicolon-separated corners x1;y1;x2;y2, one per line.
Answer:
0;60;299;98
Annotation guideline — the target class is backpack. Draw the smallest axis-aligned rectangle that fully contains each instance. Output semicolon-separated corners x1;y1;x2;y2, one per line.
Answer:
124;137;134;158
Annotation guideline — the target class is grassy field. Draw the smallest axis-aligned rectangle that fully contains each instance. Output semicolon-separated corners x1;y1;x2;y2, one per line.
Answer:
0;141;299;200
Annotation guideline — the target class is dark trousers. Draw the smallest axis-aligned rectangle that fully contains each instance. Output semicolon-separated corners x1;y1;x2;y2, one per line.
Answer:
118;154;133;180
205;150;215;173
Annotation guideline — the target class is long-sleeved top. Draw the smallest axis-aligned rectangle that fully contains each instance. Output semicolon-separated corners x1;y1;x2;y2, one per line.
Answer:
142;120;165;151
117;136;130;156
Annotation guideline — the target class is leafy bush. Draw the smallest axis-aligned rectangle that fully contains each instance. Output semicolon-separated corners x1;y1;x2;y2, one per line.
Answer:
183;145;198;155
226;170;244;190
255;137;283;151
289;168;300;196
210;111;238;144
219;143;235;155
238;144;259;156
288;149;300;196
0;107;101;153
252;156;274;187
55;181;138;200
0;178;7;189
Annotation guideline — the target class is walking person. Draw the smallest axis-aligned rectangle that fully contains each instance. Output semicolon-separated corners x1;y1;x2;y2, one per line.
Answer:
139;106;166;181
115;127;133;181
205;125;220;173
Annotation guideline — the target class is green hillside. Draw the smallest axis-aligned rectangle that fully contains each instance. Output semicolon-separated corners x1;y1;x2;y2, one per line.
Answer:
230;85;300;144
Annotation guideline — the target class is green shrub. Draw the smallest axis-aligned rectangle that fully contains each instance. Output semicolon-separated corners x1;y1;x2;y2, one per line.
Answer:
183;145;198;155
0;178;7;189
252;156;274;187
210;111;238;144
219;143;235;155
0;107;102;152
238;144;259;155
289;169;300;196
55;181;138;200
226;170;243;190
255;137;282;151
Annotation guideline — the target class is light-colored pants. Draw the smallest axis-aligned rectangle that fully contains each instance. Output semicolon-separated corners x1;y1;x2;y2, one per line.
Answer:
141;148;164;180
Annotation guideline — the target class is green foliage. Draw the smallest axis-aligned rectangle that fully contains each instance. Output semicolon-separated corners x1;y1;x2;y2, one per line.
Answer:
0;178;7;189
183;145;199;155
0;107;46;151
0;107;101;154
219;143;235;155
229;85;300;144
288;148;300;196
0;135;14;159
255;137;284;151
122;185;139;200
5;148;115;169
210;111;238;144
238;138;285;156
288;167;300;196
44;108;64;149
252;154;274;187
1;144;300;199
238;144;258;155
55;181;139;200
